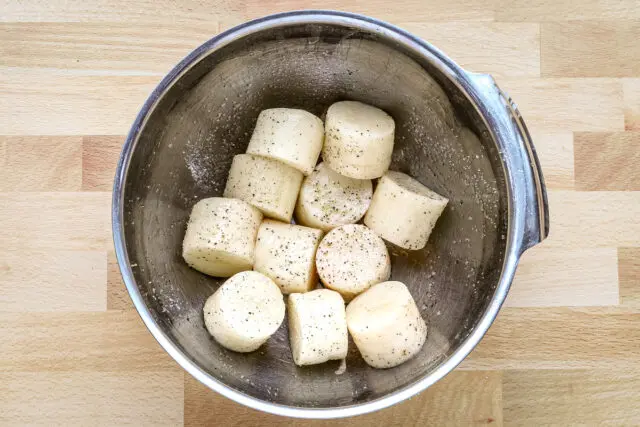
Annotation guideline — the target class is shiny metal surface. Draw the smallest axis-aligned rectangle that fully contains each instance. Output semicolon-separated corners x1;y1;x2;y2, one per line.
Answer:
112;10;549;418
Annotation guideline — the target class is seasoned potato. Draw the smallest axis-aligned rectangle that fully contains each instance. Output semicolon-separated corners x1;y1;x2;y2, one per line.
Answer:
246;108;324;175
315;224;391;301
203;271;285;353
223;154;303;222
346;281;427;368
254;220;323;294
295;163;372;231
288;289;348;366
322;101;395;179
364;171;448;250
182;197;262;277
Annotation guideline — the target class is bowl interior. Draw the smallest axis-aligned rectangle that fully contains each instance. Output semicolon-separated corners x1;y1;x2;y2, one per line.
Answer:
121;21;508;409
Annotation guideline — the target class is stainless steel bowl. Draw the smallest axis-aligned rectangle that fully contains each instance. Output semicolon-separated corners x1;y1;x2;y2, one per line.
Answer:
113;10;548;418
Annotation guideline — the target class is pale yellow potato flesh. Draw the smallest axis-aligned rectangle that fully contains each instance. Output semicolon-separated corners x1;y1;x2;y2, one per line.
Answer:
182;197;262;277
365;171;448;250
288;289;348;366
254;219;323;294
315;224;391;301
295;163;372;231
346;281;427;368
322;101;395;179
223;154;303;222
246;108;324;176
203;271;285;353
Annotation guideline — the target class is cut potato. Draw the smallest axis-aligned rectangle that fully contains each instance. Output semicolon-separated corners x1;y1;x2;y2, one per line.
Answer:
346;281;427;368
295;163;372;231
203;271;285;353
254;220;323;294
316;224;391;301
288;289;348;366
322;101;395;179
182;197;262;277
364;171;448;250
223;154;303;222
246;108;324;175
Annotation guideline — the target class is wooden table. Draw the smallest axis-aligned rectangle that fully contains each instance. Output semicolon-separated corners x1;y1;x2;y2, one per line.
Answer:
1;1;639;425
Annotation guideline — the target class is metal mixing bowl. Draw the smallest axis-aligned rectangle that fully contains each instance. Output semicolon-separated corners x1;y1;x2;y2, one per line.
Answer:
113;10;549;418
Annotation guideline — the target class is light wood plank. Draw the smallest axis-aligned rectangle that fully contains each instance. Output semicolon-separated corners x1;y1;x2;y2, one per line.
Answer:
530;132;574;189
0;311;176;372
495;0;640;21
0;22;219;75
0;370;184;426
0;136;82;191
108;250;133;310
185;371;502;426
503;370;640;426
574;132;640;191
619;247;640;308
500;79;624;133
463;307;640;370
0;68;158;135
242;0;495;22
0;251;106;312
541;21;640;78
0;1;639;424
0;192;110;251
506;246;619;308
544;190;640;247
82;135;124;191
0;0;242;23
400;22;539;78
624;78;640;130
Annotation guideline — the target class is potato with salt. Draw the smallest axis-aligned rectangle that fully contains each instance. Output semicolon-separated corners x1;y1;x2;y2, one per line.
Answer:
254;220;323;294
223;154;303;222
295;163;372;231
288;289;348;366
316;224;391;301
182;197;262;277
203;271;285;353
322;101;395;179
246;108;324;176
346;281;427;368
364;171;448;250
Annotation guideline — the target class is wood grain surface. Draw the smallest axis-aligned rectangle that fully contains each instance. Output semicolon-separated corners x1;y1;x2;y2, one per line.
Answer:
1;1;639;425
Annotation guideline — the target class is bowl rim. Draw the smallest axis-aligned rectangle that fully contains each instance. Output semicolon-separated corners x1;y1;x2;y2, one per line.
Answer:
113;9;541;419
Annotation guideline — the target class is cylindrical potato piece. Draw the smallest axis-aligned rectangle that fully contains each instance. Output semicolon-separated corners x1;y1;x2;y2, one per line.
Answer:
254;220;323;294
246;108;324;175
316;224;391;301
322;101;395;179
346;281;427;368
364;171;448;250
295;163;372;231
203;271;285;353
223;154;303;222
288;289;348;366
182;197;262;277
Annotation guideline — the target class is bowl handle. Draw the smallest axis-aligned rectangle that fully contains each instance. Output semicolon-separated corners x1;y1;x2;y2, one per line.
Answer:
466;73;550;252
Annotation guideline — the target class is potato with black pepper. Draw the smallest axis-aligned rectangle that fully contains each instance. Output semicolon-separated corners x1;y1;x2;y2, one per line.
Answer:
254;220;323;294
288;289;348;366
223;154;303;222
322;101;395;179
246;108;324;176
346;281;427;368
315;224;391;301
295;163;372;231
182;197;262;277
364;171;448;250
203;271;285;353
